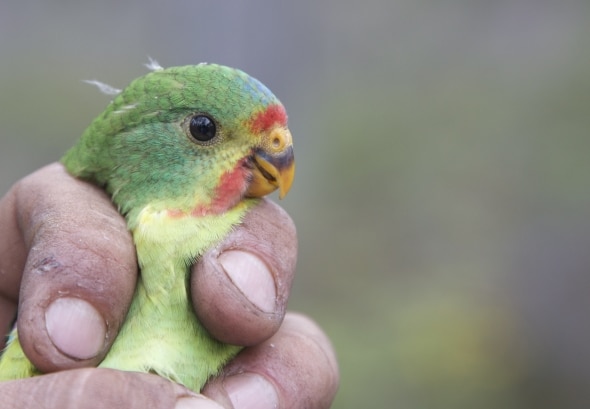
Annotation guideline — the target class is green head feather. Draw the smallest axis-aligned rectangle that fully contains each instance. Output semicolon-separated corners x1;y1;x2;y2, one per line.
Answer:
62;64;286;223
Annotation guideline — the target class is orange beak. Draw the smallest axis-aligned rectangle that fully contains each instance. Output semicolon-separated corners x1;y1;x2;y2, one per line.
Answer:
246;127;295;199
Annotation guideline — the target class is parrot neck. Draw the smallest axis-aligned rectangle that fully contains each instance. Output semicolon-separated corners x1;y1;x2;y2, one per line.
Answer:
98;198;255;392
130;199;257;297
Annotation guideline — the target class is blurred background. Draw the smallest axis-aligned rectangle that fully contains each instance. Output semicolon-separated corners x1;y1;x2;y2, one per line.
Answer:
1;0;590;407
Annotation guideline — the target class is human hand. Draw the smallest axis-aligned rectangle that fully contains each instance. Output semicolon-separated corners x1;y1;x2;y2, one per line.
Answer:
0;163;339;409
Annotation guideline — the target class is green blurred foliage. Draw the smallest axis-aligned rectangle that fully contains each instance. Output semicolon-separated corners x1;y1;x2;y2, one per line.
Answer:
2;1;590;408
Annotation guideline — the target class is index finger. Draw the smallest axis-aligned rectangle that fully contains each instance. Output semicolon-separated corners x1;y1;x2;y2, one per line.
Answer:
0;163;137;372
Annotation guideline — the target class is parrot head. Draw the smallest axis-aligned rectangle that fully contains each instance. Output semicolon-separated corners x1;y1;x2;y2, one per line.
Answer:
63;63;295;221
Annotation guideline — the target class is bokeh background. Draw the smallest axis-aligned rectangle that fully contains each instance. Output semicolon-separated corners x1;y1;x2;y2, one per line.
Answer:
2;1;590;408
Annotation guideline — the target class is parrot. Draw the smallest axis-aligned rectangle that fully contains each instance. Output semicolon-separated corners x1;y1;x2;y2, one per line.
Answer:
0;62;295;392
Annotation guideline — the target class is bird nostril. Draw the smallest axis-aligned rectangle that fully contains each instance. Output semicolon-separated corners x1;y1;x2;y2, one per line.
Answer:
268;127;291;152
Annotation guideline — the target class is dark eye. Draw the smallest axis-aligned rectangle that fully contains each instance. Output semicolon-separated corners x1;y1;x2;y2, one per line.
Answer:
189;115;216;142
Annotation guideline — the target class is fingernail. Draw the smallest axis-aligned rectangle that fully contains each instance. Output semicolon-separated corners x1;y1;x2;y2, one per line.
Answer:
224;373;279;409
175;396;224;409
45;297;106;359
219;250;276;312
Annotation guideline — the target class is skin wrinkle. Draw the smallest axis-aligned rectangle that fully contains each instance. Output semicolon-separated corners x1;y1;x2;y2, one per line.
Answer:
0;192;25;279
0;182;37;319
58;231;129;292
242;201;296;310
206;314;338;409
17;173;133;313
270;319;338;409
5;165;137;371
27;231;111;297
193;253;276;343
191;200;296;347
2;368;199;409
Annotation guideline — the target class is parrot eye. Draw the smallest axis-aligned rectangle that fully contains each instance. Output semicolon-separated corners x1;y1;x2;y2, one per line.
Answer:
188;114;217;143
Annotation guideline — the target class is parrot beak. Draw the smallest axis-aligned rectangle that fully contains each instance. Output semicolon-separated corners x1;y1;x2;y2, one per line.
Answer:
247;127;295;199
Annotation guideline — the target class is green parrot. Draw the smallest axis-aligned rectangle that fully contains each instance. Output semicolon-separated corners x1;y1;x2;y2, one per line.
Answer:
0;62;295;392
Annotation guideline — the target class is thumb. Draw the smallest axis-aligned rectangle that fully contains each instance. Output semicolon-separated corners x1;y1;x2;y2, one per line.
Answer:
0;164;137;372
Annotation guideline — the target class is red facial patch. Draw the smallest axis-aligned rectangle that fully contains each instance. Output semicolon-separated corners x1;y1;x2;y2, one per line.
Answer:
166;208;185;219
249;104;288;133
166;161;250;218
191;160;249;217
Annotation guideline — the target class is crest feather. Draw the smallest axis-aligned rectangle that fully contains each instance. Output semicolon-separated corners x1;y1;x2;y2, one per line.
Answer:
83;79;122;96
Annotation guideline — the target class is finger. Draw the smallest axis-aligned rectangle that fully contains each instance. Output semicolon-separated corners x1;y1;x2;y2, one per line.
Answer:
1;163;137;372
0;176;26;348
0;368;225;409
203;313;340;409
191;199;297;346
